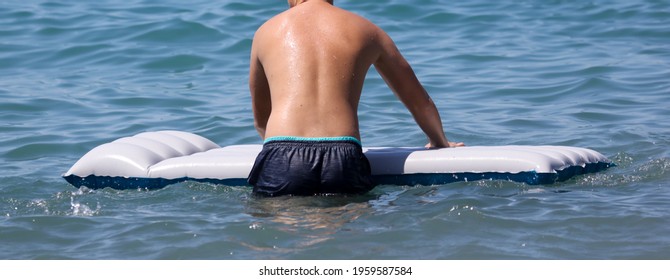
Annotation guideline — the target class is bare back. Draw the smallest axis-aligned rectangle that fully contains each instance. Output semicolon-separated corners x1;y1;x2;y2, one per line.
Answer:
250;1;381;140
250;0;459;148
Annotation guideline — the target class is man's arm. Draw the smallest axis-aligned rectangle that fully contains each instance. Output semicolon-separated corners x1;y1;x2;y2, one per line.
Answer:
249;35;272;139
373;30;463;148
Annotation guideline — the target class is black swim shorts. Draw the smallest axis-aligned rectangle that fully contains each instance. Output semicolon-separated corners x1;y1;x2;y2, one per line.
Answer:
247;136;376;196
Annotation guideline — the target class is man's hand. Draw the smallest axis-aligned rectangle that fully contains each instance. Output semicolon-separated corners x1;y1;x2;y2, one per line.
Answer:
425;141;465;149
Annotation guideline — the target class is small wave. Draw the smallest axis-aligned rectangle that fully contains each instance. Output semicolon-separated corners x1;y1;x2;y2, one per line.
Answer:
139;54;209;72
69;197;100;216
129;18;224;44
576;156;670;187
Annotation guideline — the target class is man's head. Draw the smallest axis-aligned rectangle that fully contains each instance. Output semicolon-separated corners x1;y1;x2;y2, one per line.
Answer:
288;0;333;8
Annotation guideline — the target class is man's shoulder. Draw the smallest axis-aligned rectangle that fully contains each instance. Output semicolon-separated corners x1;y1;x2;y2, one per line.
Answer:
255;13;281;34
254;8;293;36
331;6;379;29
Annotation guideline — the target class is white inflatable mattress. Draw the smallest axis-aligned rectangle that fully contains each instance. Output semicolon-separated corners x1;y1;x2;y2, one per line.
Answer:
62;131;612;189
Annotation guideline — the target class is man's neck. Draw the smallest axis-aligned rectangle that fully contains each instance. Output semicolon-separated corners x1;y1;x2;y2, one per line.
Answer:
288;0;333;8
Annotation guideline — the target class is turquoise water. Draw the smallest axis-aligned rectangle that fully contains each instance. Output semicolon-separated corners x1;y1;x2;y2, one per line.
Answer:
1;0;669;259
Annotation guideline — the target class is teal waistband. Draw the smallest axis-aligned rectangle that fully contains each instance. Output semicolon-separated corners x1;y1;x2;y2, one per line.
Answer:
264;136;361;146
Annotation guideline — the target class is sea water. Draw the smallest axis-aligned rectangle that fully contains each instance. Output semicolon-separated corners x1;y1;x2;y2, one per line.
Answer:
1;0;669;259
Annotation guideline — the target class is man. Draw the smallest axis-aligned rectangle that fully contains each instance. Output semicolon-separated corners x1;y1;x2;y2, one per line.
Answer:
248;0;463;196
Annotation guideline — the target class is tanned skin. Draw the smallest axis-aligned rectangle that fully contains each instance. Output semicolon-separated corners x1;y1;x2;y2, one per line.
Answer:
250;0;464;148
